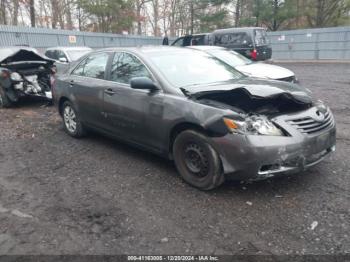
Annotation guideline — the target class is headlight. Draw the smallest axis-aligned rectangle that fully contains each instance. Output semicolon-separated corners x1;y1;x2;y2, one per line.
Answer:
10;72;23;82
223;116;284;136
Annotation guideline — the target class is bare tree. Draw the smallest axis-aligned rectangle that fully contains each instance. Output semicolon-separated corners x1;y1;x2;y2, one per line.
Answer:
0;0;8;25
135;0;151;35
152;0;160;36
29;0;35;27
65;0;73;30
13;0;19;25
146;0;161;36
234;0;241;27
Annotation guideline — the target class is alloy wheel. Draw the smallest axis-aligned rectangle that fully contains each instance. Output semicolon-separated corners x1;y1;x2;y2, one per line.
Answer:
63;106;77;133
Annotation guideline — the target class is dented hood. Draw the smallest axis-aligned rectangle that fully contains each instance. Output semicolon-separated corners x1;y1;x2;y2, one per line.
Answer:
187;78;312;104
0;48;53;66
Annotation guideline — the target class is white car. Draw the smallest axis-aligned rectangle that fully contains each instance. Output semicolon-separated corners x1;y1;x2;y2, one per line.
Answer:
189;46;297;83
44;46;92;63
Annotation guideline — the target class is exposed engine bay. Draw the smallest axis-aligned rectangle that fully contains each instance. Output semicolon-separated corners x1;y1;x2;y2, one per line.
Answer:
0;49;55;107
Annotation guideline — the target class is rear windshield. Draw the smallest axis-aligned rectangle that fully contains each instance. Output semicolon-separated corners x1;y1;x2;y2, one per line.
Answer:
254;29;269;46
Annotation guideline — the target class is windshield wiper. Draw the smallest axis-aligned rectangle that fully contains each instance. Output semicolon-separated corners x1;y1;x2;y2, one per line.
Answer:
180;87;191;97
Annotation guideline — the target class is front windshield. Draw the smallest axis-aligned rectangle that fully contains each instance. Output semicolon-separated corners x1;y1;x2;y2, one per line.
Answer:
208;49;253;67
67;49;91;61
149;50;244;88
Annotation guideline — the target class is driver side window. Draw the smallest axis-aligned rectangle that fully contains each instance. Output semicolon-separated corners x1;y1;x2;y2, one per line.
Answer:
71;52;109;79
110;52;151;84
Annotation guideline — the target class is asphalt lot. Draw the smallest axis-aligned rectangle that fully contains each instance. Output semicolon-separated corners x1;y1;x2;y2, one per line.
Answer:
0;62;349;255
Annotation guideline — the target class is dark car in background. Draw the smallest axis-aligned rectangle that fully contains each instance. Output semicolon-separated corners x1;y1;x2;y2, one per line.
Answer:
172;33;213;47
54;46;335;190
171;27;272;61
212;27;272;61
0;47;55;107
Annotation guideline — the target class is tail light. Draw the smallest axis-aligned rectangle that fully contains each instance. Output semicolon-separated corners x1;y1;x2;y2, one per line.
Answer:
251;49;257;60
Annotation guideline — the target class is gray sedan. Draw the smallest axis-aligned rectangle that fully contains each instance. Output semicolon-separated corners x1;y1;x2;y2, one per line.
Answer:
53;46;336;190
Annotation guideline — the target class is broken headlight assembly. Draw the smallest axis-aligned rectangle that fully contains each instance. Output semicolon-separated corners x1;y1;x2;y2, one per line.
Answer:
223;115;284;136
10;72;23;82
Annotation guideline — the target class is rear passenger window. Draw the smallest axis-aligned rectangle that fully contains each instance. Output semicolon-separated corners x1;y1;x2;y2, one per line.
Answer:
110;52;151;84
71;53;109;79
215;33;252;46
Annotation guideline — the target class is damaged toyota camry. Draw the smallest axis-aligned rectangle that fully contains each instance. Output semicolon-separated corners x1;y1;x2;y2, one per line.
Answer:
54;47;336;190
0;47;56;107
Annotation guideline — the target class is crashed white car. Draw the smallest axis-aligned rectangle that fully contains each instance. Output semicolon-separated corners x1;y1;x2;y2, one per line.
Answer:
0;47;56;107
189;45;297;83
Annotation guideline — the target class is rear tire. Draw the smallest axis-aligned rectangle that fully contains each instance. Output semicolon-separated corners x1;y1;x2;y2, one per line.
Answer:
0;86;12;108
173;130;224;190
62;101;85;138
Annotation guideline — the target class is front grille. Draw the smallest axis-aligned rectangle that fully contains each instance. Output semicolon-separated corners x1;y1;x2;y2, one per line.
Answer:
276;76;295;83
287;109;334;135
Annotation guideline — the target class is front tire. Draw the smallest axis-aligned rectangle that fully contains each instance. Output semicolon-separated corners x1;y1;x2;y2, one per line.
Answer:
0;86;12;108
62;101;85;138
173;130;224;190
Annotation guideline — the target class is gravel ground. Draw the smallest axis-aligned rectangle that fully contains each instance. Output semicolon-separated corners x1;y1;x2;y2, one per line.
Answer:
0;63;349;255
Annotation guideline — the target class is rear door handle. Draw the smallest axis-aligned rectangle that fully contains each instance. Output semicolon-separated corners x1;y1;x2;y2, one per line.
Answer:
104;88;117;96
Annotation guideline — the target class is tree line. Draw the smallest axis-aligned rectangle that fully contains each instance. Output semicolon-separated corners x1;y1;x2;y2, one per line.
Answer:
0;0;349;36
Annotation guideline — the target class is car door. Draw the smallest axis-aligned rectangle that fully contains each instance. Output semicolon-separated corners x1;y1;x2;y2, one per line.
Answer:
69;52;111;127
102;52;164;151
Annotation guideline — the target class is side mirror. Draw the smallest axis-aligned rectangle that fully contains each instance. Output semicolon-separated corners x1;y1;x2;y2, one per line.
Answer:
130;77;159;91
58;57;68;63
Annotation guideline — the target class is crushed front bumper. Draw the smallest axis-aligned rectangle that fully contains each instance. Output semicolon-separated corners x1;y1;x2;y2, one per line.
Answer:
211;109;336;181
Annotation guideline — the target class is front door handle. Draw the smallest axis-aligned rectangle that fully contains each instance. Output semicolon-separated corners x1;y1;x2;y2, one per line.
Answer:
69;80;74;88
104;88;117;96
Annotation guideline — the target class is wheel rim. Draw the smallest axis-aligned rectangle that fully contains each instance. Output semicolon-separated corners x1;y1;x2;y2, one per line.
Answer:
184;142;209;178
63;106;77;133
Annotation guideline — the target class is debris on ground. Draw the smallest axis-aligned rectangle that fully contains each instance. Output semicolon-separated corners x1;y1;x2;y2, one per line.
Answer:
310;221;319;230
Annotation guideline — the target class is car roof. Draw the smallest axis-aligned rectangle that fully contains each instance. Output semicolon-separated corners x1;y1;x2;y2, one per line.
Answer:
213;27;265;34
98;45;185;53
45;46;92;51
187;45;226;51
89;46;214;58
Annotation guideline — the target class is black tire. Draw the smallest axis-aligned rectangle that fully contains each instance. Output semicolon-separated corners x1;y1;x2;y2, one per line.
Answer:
173;130;225;190
61;101;86;138
0;86;12;108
